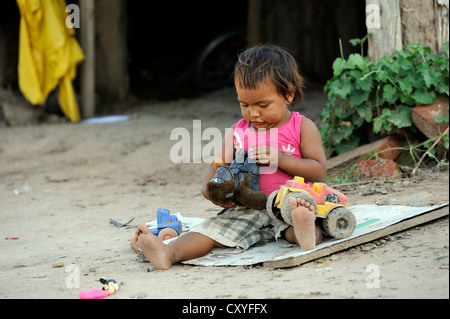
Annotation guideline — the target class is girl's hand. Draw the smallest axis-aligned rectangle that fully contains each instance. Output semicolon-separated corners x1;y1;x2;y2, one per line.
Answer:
249;146;280;166
219;201;237;209
210;199;237;209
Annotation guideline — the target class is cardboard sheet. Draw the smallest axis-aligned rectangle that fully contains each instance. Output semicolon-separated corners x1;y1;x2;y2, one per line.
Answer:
172;203;448;268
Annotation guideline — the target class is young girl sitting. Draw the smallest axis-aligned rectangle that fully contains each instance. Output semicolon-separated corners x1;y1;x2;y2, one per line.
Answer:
131;44;327;270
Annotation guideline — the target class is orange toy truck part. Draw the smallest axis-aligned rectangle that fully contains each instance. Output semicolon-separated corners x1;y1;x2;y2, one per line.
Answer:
268;176;356;238
283;178;347;206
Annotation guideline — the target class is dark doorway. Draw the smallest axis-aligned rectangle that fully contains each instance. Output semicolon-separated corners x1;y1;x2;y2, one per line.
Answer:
127;1;248;100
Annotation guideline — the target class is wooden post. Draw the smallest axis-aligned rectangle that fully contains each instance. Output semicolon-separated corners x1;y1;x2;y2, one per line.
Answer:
367;0;449;61
95;0;128;104
434;0;449;53
80;0;95;118
366;0;402;61
399;0;449;54
247;0;262;46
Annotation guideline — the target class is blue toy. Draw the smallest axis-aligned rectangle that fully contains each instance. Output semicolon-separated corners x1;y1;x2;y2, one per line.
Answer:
149;208;182;239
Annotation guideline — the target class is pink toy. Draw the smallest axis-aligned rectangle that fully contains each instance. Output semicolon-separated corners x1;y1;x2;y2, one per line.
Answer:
79;288;110;299
79;278;120;299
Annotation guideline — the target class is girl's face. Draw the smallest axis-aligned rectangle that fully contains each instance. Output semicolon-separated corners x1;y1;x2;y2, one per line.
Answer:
236;79;294;130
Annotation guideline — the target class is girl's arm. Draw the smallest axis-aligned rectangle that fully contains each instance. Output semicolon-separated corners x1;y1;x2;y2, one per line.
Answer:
250;117;327;182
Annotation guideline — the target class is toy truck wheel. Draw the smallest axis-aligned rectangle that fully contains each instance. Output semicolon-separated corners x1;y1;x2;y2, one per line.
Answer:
280;191;318;226
158;227;179;241
322;207;356;238
266;190;282;221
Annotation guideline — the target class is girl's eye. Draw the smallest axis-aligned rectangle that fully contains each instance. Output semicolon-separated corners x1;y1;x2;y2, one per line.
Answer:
259;104;269;108
240;104;248;107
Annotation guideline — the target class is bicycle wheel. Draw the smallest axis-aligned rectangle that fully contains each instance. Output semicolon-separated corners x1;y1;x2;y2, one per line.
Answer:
195;31;247;90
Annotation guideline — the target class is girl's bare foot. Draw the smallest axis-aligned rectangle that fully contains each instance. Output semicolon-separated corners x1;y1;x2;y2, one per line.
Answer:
131;224;221;270
130;235;139;252
135;224;175;270
289;197;320;251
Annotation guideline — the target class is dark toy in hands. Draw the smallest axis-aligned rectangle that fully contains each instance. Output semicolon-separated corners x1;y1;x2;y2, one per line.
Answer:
206;149;267;210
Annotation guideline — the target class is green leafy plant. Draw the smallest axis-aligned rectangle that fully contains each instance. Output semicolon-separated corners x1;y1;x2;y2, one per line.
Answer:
332;163;361;184
320;37;449;155
435;111;450;150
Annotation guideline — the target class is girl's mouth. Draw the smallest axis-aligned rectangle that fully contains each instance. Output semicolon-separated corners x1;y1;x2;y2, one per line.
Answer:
252;121;264;127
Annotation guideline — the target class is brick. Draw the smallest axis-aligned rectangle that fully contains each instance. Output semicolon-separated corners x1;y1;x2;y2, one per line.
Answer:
412;95;449;143
373;135;403;160
353;159;402;178
327;135;403;170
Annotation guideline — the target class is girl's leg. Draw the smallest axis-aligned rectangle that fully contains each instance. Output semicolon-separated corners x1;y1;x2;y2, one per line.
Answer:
135;224;221;269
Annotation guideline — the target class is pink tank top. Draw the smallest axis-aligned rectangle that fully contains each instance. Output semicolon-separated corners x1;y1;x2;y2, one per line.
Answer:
233;112;304;196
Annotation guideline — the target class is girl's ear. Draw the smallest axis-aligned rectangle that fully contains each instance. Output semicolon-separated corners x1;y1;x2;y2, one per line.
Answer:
285;89;295;105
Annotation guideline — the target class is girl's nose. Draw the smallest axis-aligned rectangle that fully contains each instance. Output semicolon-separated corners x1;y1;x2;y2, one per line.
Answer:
249;106;260;118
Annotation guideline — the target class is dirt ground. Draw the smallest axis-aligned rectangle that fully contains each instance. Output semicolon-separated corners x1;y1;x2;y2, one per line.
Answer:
0;88;448;300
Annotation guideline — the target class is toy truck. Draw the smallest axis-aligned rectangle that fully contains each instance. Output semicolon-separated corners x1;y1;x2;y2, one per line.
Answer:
267;176;356;238
148;208;182;240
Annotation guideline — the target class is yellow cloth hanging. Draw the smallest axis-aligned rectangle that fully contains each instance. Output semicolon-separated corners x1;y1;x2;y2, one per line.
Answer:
16;0;84;123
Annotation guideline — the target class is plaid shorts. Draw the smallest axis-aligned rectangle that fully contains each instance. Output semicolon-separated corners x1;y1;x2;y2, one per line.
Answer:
190;206;295;250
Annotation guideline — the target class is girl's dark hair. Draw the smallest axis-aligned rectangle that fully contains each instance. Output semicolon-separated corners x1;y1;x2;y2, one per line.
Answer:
234;44;305;106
